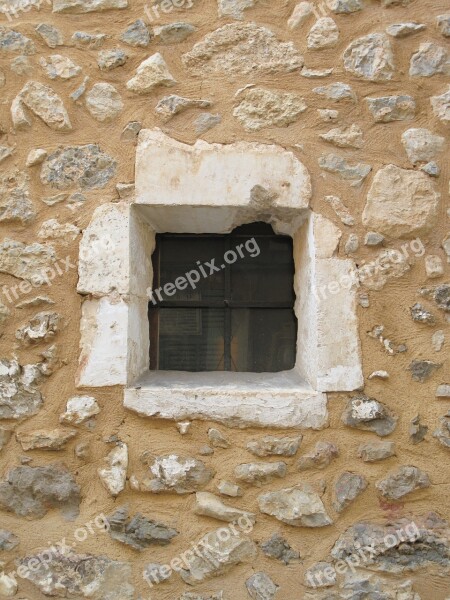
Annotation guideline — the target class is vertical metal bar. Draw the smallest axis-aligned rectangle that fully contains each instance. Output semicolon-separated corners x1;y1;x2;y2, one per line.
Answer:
149;238;161;370
224;236;232;371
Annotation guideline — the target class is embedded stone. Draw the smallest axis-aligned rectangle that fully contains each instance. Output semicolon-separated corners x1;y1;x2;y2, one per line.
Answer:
13;81;71;131
304;562;336;588
208;428;230;448
107;505;177;550
324;195;355;225
301;67;333;78
408;360;441;382
333;471;367;512
38;218;80;243
437;14;450;37
16;427;76;451
432;330;445;352
0;239;56;284
246;572;279;600
343;33;395;81
260;533;300;565
376;466;430;500
410;303;435;325
0;529;18;551
0;427;12;451
358;441;395;462
98;443;128;496
362;164;440;238
16;311;61;345
342;395;397;436
144;562;172;585
218;0;254;19
146;455;214;493
182;23;304;76
421;161;440;177
40;54;81;79
154;22;196;44
216;480;242;497
326;0;362;13
319;154;371;185
434;412;450;449
0;572;16;596
234;462;287;486
436;384;450;398
386;22;426;37
288;2;313;29
364;232;384;246
195;492;256;523
120;19;151;47
307;17;339;50
121;120;142;141
41;144;116;189
233;87;307;131
0;359;43;421
17;548;134;598
0;170;35;225
35;23;64;47
195;112;221;134
60;395;100;425
401;128;445;165
313;82;356;102
410;415;428;445
156;95;212;121
344;233;359;254
410;42;450;77
97;48;127;70
366;95;416;122
246;435;302;457
320;123;363;148
258;485;332;527
26;148;47;166
0;146;14;164
434;284;450;311
86;83;123;122
16;296;54;309
0;463;80;519
72;31;107;48
431;87;450;124
297;441;339;471
126;53;176;94
53;0;128;12
0;26;35;54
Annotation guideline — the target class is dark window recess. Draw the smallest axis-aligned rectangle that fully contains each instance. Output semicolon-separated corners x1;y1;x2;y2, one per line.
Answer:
149;223;297;372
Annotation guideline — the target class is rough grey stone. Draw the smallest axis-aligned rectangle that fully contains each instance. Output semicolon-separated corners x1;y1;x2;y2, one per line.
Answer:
376;466;430;500
97;48;127;70
13;81;71;131
331;513;450;573
288;1;313;29
304;562;336;588
430;86;450;123
434;412;450;449
154;22;196;44
218;0;254;19
0;529;18;551
233;87;307;131
408;360;442;382
307;17;339;50
16;311;61;345
53;0;128;13
234;462;287;486
35;23;64;48
195;491;256;523
434;284;450;312
319;154;371;186
179;594;224;600
258;485;333;527
182;23;304;76
410;42;450;77
16;427;77;451
0;427;12;451
421;161;440;177
297;441;339;471
180;529;257;584
0;463;80;519
246;572;279;600
345;233;359;254
343;33;395;81
0;170;35;225
195;112;221;134
301;67;333;78
386;22;426;37
155;95;212;121
72;31;107;48
437;14;450;37
401;128;445;165
326;0;362;13
0;358;50;420
208;428;230;448
246;435;302;457
313;82;356;102
260;533;300;565
40;54;81;79
120;19;151;47
436;384;450;398
0;26;35;54
121;121;142;142
325;194;355;225
342;395;398;436
17;548;134;598
410;415;428;445
86;83;123;122
410;303;435;325
126;53;176;94
366;95;416;122
358;441;395;463
107;505;177;550
0;145;14;164
333;472;367;512
41;144;116;190
320;124;363;148
216;480;242;497
364;231;384;246
145;455;214;494
143;562;172;585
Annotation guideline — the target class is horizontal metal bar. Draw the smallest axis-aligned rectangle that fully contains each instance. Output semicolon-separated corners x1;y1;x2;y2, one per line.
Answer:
149;302;294;309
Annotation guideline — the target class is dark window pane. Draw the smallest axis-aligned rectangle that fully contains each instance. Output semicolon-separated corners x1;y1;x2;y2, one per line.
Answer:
158;308;225;371
231;309;297;372
230;236;295;305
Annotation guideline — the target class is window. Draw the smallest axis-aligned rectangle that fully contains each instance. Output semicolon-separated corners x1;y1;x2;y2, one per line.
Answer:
149;223;297;373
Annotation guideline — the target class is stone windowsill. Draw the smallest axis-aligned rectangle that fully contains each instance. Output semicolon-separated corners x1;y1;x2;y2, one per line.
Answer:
123;370;328;429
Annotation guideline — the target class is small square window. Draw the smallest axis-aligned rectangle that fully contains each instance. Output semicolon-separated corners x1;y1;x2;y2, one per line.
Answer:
149;223;297;373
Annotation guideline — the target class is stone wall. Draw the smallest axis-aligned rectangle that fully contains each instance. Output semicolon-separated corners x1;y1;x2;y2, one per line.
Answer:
0;0;449;599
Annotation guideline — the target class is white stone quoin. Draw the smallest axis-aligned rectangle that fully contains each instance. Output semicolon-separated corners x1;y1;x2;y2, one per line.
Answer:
77;128;363;428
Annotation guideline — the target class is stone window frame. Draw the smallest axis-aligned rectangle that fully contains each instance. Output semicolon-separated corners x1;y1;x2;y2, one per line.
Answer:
76;129;363;429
